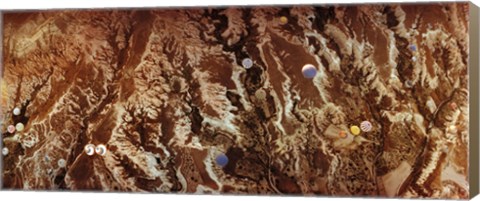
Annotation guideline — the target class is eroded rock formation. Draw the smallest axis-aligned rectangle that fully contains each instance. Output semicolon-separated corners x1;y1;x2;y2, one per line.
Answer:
1;3;469;199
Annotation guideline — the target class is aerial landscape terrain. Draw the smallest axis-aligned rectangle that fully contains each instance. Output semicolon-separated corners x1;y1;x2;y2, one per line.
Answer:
0;3;470;199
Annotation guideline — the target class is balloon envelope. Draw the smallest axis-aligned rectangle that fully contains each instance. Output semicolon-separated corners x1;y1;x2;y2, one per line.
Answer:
215;153;229;167
302;64;317;79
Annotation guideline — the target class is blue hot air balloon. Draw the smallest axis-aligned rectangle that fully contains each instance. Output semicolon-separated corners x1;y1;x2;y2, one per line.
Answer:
302;64;317;79
215;153;229;167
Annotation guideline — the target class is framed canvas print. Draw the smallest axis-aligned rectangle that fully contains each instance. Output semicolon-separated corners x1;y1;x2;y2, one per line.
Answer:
1;1;479;200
